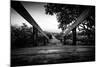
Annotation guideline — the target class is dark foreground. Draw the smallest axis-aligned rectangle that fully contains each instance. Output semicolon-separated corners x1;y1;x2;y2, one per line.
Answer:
11;45;95;66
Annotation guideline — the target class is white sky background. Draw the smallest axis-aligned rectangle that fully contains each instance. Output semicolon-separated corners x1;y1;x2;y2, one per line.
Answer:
11;2;61;33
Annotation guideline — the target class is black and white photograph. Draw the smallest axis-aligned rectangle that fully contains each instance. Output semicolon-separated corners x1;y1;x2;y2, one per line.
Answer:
11;0;95;66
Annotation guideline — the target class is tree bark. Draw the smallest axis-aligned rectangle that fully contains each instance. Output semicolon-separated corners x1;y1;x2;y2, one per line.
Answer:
63;36;67;45
72;27;76;45
33;27;38;46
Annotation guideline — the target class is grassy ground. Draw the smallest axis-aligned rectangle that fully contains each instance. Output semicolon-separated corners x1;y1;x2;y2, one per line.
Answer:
11;45;95;66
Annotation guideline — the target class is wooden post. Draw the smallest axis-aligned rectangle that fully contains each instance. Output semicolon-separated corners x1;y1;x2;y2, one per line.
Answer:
63;36;65;45
33;27;38;46
72;28;76;45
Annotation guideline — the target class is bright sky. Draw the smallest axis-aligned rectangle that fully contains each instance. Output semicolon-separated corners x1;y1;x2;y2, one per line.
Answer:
11;2;61;33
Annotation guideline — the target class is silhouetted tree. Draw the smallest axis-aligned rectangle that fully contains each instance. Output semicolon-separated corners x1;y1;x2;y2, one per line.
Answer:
44;3;95;45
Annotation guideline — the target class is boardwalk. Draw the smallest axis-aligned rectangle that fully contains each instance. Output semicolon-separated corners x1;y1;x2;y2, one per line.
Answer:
11;45;95;66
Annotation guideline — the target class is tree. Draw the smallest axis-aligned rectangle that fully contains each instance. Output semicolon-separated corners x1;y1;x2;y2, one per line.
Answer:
11;23;50;49
44;3;95;45
11;23;33;49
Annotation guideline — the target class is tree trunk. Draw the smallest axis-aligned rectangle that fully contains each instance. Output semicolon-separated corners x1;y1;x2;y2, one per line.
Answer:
63;36;67;45
72;27;76;45
33;27;38;46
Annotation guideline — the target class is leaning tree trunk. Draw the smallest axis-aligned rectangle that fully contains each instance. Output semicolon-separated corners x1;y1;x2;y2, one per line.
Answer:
72;27;76;45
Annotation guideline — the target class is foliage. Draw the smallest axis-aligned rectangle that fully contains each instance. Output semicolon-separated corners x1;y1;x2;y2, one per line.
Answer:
44;3;95;33
11;23;33;49
44;3;95;45
11;23;55;49
45;3;86;30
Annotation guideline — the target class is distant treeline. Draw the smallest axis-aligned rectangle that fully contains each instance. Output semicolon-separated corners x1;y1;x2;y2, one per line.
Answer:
11;23;57;49
11;23;95;49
